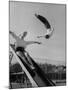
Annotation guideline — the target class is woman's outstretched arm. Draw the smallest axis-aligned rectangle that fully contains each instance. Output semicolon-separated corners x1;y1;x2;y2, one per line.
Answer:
9;31;19;40
27;41;42;45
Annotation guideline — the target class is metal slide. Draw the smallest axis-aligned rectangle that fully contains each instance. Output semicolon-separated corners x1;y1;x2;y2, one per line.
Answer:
10;44;55;87
10;45;37;87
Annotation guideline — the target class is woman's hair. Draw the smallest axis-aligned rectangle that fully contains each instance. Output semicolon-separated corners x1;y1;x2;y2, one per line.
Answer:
23;31;27;37
19;31;28;39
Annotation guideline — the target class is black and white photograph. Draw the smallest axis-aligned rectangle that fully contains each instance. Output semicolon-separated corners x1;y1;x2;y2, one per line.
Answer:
9;1;66;89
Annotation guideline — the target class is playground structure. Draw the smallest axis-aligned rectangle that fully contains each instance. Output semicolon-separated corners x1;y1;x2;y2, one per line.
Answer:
9;44;55;88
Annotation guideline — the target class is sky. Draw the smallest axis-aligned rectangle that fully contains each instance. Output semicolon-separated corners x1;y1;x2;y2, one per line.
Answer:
9;1;66;64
